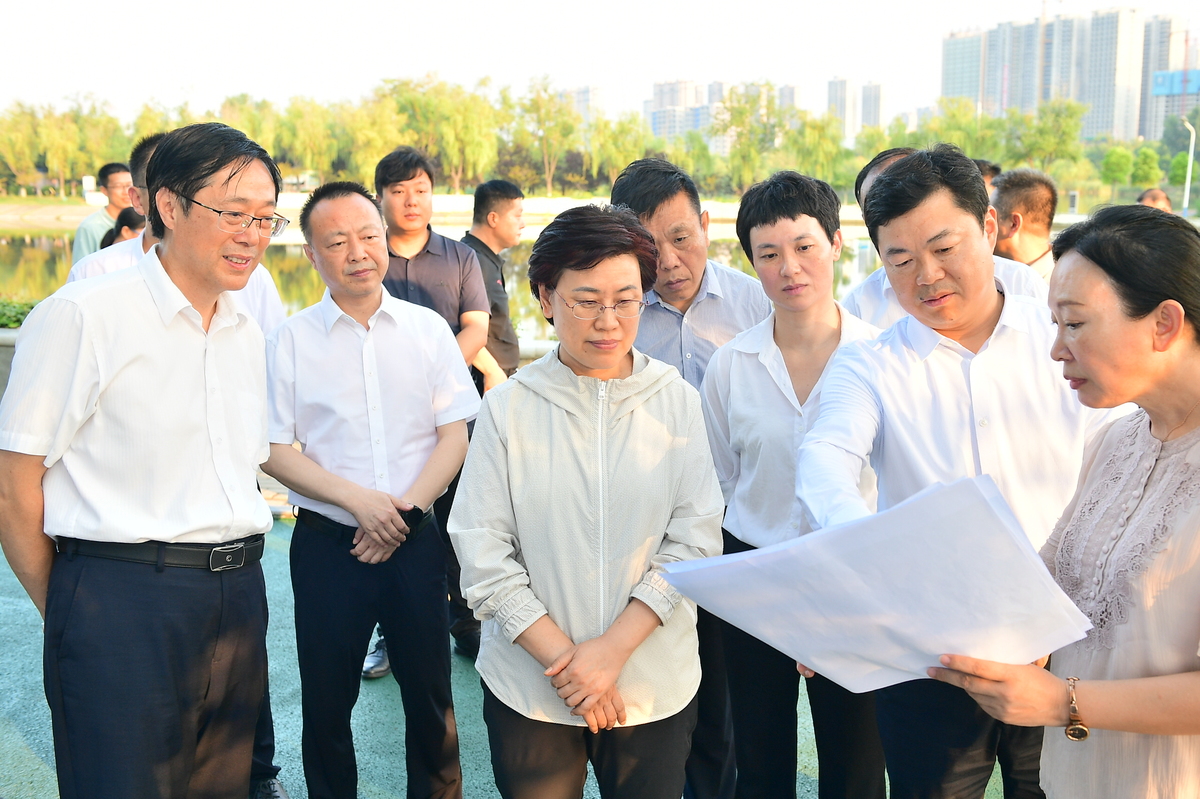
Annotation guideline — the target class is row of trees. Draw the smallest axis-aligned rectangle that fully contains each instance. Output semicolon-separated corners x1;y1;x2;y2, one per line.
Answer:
1;77;1197;203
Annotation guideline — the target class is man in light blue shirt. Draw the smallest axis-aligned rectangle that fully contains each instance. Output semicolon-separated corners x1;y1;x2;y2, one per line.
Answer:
72;163;133;264
612;159;770;389
610;158;769;799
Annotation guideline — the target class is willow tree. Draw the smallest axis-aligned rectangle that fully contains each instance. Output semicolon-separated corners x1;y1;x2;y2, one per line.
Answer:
0;103;40;193
521;78;580;196
38;108;82;197
280;98;337;184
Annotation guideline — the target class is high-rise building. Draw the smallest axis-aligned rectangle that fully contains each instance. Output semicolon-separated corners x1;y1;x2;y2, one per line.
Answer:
943;31;985;106
1041;16;1088;103
778;85;798;110
643;80;730;156
1141;16;1185;140
828;78;860;145
862;83;882;128
1082;8;1144;140
558;86;604;126
982;20;1041;115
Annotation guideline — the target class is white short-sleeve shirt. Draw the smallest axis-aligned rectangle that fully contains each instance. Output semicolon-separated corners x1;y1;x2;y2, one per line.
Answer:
0;246;273;544
266;289;481;527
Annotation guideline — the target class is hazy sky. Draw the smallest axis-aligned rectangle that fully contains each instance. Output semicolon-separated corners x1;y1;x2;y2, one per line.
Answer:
6;0;1199;126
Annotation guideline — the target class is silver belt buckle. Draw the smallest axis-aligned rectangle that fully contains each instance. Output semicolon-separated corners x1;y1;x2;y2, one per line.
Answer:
209;542;246;571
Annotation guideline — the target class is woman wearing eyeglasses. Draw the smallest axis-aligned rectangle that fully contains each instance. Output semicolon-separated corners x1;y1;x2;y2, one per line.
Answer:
931;204;1200;798
448;204;724;799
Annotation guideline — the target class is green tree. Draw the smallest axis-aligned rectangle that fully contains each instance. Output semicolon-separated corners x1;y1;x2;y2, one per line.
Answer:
71;98;130;173
342;93;412;186
132;103;172;141
714;83;786;193
854;126;889;160
521;78;581;196
1131;146;1164;187
1163;107;1200;157
0;103;41;193
37;107;82;198
1100;146;1134;196
588;112;652;186
1169;151;1191;185
918;97;1005;162
437;83;498;193
1020;100;1086;171
219;95;280;155
280;98;337;183
784;112;848;185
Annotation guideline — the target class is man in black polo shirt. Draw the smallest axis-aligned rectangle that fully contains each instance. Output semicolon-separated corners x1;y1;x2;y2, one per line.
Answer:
460;180;523;393
363;147;490;677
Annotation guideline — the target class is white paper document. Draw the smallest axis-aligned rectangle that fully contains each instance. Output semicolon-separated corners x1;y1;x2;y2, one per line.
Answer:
663;476;1092;693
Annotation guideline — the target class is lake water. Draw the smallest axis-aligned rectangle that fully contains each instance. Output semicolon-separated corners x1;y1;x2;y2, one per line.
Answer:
0;233;758;341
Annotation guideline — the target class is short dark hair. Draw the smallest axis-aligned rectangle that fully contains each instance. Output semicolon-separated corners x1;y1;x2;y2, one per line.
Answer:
145;122;282;239
129;132;167;188
737;171;841;258
99;207;145;249
527;205;658;321
97;162;130;188
991;169;1058;234
973;159;1002;180
472;180;524;225
854;147;917;207
863;144;990;247
299;181;380;242
1053;204;1200;342
374;146;436;195
610;158;702;219
1137;187;1172;211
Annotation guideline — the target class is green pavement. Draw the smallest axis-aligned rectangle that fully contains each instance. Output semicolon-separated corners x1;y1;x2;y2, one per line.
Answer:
0;519;995;798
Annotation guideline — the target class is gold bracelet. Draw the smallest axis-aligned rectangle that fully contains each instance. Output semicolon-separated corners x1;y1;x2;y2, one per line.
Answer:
1064;676;1089;741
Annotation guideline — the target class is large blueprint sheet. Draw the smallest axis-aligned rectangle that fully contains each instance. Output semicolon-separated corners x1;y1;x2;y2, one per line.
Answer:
663;476;1092;693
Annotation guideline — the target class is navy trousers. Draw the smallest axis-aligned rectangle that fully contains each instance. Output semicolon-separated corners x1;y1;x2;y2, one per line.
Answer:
290;509;462;799
875;679;1045;799
43;548;267;799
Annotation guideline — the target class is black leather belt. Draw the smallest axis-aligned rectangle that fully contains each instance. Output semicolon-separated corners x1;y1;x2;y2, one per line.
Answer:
57;535;265;572
297;507;433;543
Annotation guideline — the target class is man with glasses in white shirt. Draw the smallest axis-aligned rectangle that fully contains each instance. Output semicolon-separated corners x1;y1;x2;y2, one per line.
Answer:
0;123;287;799
797;144;1116;799
263;182;478;799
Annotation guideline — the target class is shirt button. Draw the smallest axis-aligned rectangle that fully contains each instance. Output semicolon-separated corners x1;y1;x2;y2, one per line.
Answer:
372;405;378;410
1101;544;1110;554
978;419;989;427
376;438;381;444
685;353;692;359
378;473;384;478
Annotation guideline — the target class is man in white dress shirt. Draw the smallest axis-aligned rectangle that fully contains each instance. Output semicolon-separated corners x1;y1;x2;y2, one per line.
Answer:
610;158;770;799
0;123;285;799
262;182;479;799
69;132;287;336
797;144;1113;799
843;149;1048;329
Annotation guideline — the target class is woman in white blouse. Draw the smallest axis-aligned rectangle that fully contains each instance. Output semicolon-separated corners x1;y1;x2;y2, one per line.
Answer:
700;172;886;799
932;204;1200;798
449;204;724;799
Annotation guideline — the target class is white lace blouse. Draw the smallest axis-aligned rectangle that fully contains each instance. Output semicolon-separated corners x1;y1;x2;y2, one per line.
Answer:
1039;409;1200;798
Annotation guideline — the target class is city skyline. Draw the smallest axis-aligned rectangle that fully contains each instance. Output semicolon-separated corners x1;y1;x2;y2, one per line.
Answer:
5;0;1200;132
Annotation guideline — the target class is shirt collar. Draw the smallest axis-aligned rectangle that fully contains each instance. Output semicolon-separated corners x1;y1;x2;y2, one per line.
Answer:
388;225;443;260
318;287;402;332
731;301;876;357
903;274;1022;360
137;245;249;329
646;259;724;309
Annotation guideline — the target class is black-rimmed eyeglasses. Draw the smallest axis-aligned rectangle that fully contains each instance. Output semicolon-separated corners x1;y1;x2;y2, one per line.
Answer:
185;197;290;238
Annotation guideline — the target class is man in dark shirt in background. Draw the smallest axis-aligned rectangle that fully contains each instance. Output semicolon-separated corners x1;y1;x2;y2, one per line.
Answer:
362;147;491;678
460;180;524;393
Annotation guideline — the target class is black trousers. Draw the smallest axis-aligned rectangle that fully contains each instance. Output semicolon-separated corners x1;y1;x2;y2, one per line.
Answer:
291;510;462;799
250;669;280;782
683;606;737;799
875;679;1045;799
433;466;476;637
721;531;886;799
43;548;267;799
482;682;699;799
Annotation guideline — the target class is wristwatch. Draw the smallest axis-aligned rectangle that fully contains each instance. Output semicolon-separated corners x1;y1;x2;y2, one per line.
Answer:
399;504;425;537
1064;677;1089;741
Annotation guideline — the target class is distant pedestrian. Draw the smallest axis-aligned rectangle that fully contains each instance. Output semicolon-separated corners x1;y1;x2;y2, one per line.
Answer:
1137;187;1173;213
98;206;144;249
71;162;133;263
991;168;1058;281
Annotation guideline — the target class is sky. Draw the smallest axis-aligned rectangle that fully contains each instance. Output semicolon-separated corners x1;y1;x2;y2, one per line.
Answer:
5;0;1200;127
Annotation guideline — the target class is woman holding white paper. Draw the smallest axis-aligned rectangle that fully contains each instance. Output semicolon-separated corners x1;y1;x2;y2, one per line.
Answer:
931;204;1200;798
701;171;886;799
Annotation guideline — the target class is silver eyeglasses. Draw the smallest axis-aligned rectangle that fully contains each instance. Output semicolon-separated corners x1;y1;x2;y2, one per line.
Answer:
186;197;290;238
554;289;647;320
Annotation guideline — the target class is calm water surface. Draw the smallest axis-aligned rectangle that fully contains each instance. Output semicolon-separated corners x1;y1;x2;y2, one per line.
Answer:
0;233;758;341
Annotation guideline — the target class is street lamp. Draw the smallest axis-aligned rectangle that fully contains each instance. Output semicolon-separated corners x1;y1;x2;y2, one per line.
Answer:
1183;116;1196;218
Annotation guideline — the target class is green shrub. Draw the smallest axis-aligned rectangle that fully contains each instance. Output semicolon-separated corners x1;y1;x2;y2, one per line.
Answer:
0;299;36;328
